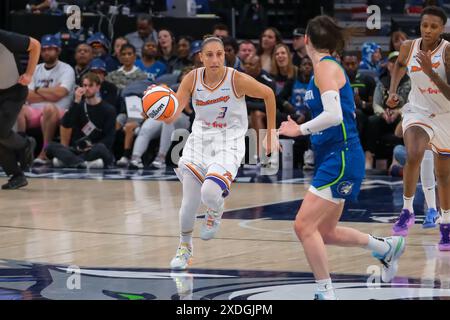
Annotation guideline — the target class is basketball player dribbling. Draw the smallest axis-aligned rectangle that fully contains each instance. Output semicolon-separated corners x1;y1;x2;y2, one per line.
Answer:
162;36;280;270
278;16;405;300
387;6;450;250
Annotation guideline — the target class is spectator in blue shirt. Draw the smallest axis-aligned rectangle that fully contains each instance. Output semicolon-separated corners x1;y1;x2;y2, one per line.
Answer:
135;40;167;82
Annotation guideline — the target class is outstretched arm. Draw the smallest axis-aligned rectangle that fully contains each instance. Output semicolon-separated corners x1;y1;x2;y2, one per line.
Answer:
234;71;279;154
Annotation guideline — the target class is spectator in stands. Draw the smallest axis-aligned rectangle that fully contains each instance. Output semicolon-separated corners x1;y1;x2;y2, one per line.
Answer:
389;31;408;52
292;28;308;67
74;43;93;86
190;40;203;68
135;40;167;82
28;0;54;13
106;44;147;90
89;58;120;114
359;42;383;76
270;44;298;95
242;54;277;161
365;51;410;169
342;52;376;141
212;23;230;39
157;29;178;73
125;14;158;59
238;40;257;63
172;36;193;74
223;37;241;70
87;32;117;72
46;72;116;169
111;37;128;70
17;34;75;165
257;27;283;74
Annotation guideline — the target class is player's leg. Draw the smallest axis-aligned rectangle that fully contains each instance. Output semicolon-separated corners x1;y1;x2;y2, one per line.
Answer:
435;153;450;251
170;161;204;270
393;125;430;236
421;148;438;228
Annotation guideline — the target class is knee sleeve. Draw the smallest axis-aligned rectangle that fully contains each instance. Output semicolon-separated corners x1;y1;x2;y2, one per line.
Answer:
421;150;436;190
201;179;225;211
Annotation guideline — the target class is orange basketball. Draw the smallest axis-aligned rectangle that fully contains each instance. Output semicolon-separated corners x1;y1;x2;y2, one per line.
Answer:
142;85;179;121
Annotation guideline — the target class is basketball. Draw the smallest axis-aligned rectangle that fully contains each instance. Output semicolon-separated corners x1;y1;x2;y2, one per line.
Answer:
142;85;179;121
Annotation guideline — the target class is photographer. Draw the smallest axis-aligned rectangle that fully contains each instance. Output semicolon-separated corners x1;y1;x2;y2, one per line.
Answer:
46;73;116;169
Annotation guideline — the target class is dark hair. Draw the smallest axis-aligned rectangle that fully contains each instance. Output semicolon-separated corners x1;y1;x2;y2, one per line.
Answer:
389;31;408;52
137;13;152;24
257;27;283;55
157;29;177;58
222;36;239;53
82;72;101;85
212;23;229;33
239;40;256;48
120;43;136;54
306;15;346;54
421;6;448;25
201;36;224;51
441;33;450;41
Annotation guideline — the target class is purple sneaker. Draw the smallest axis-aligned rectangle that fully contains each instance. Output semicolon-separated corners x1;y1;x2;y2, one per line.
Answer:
439;224;450;251
392;209;415;236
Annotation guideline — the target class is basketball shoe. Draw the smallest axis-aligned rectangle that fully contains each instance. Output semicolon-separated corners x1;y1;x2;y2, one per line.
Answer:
392;209;415;236
170;243;193;270
170;271;194;300
372;236;406;282
200;205;224;241
423;208;439;229
439;224;450;251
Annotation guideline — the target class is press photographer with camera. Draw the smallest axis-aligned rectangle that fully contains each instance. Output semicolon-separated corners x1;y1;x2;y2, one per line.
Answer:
46;72;116;169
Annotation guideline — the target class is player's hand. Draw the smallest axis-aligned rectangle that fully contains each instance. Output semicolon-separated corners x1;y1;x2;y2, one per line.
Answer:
262;129;281;156
18;73;32;86
74;87;86;103
416;50;434;78
386;93;400;108
278;115;302;137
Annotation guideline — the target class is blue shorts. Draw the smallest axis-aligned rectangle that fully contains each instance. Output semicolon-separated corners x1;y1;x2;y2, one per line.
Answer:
311;142;365;201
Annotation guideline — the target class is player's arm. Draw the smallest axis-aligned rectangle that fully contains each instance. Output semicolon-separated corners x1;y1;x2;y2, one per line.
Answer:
387;40;412;108
234;71;279;154
164;70;195;124
417;45;450;101
279;61;343;137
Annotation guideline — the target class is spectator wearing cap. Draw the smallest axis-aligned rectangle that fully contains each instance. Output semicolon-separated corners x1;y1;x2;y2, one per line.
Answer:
223;37;241;70
125;14;158;59
17;34;75;165
106;44;148;90
135;40;167;82
74;43;93;86
365;51;410;170
359;42;383;76
87;32;118;73
292;28;307;67
172;36;193;74
190;40;203;68
89;58;120;114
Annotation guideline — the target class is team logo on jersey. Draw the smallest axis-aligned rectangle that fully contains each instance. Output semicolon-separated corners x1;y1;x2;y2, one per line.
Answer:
337;181;354;196
411;62;441;73
196;96;230;106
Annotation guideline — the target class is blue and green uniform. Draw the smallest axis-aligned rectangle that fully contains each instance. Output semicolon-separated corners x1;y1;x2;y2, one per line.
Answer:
304;56;365;201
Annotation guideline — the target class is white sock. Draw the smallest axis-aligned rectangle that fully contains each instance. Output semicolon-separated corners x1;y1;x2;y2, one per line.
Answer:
180;232;193;247
441;209;450;224
403;195;415;212
365;235;390;255
421;150;437;210
316;278;333;292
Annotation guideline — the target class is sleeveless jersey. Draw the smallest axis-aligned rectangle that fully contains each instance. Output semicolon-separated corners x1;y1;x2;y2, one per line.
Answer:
191;67;248;141
406;38;450;115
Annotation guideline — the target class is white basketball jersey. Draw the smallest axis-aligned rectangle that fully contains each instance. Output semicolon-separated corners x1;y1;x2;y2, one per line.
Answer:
191;67;248;140
406;38;450;115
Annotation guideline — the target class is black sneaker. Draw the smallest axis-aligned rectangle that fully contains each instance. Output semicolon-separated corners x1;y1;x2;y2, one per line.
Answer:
2;174;28;190
19;136;36;171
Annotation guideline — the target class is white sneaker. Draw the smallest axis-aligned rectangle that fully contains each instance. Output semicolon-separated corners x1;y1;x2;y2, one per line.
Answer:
86;159;104;169
52;157;64;168
314;290;338;300
116;156;129;167
170;243;193;270
129;158;144;169
200;205;224;241
33;157;50;165
372;236;406;282
170;271;194;299
151;155;166;169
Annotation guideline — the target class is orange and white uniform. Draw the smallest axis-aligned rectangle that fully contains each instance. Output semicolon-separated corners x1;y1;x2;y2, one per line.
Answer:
177;67;248;196
403;38;450;155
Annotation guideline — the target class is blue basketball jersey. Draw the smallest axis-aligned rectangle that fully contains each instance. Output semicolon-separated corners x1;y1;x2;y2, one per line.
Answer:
304;56;360;151
304;56;365;201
